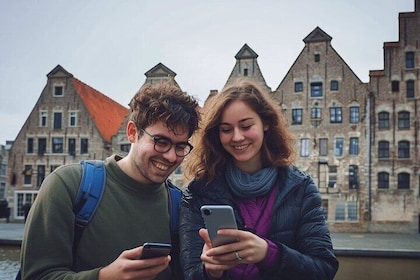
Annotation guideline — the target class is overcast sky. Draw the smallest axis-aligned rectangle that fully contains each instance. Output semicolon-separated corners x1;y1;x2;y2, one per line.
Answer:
0;0;415;145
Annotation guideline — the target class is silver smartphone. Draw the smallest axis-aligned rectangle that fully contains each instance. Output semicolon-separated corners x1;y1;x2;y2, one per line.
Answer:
139;242;172;259
200;205;238;247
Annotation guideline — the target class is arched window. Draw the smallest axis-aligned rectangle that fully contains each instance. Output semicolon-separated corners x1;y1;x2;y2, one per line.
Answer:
378;141;389;158
378;172;389;189
397;173;410;189
398;141;410;158
378;112;390;129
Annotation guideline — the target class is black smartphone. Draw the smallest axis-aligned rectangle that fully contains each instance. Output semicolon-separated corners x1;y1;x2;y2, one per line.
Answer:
200;205;238;247
139;242;172;259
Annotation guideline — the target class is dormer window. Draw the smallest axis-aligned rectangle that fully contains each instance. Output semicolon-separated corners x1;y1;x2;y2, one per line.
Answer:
243;68;248;76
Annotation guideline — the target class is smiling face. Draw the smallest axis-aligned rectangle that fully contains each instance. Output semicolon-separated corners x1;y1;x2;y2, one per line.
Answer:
124;120;189;184
219;100;267;173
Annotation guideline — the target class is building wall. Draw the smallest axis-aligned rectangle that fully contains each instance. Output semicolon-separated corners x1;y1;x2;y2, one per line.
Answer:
7;70;112;221
272;31;369;232
367;3;420;233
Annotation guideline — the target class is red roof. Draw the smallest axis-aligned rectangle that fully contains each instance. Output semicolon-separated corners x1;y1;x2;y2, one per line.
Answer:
72;77;128;142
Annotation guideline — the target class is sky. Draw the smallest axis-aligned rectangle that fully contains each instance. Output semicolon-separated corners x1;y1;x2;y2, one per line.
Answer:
0;0;415;145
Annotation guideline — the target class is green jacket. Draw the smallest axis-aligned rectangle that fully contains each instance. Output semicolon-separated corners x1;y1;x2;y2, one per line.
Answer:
21;155;174;280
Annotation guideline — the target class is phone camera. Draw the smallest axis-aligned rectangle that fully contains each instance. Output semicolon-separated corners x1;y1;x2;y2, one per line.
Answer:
203;208;212;216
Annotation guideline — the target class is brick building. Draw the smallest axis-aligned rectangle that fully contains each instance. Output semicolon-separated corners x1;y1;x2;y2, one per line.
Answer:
368;0;420;233
3;1;419;233
219;1;419;233
7;65;128;221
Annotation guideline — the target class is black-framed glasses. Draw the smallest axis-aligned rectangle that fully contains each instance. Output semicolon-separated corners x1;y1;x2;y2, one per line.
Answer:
141;129;193;157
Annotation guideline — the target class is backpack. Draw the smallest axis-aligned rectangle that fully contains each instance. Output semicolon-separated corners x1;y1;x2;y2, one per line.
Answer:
16;159;182;280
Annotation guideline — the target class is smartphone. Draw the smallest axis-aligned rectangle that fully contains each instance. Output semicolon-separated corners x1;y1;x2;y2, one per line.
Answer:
139;242;172;259
200;205;238;247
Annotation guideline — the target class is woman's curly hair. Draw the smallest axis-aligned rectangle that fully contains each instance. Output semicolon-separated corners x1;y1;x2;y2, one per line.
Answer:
185;79;296;182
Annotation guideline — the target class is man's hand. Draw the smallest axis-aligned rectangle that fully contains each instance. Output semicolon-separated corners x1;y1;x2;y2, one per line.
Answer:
98;246;170;280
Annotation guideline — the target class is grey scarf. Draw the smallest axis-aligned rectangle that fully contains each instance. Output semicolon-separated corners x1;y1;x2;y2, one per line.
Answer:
226;164;278;198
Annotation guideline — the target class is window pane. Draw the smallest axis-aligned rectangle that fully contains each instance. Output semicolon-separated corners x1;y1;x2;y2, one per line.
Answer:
319;138;328;156
294;82;303;92
37;165;45;186
81;138;88;154
27;138;34;153
310;82;323;97
334;138;343;156
406;80;415;98
378;112;389;129
398;173;410;189
378;172;389;189
38;138;47;155
350;107;359;123
398;141;410;158
330;107;342;123
330;80;338;91
335;203;345;221
68;138;76;156
347;202;357;221
349;138;359;155
53;112;62;129
398;111;410;129
405;52;414;68
292;109;302;125
378;141;390;158
301;138;310;157
54;86;63;96
311;107;322;119
52;137;63;153
391;80;399;92
24;165;32;185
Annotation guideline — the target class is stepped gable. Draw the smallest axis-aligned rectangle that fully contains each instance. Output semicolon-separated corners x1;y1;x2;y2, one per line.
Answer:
72;77;128;142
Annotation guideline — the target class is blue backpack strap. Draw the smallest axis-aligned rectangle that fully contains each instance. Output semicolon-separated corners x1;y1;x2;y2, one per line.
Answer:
16;160;106;280
166;179;182;236
73;160;106;252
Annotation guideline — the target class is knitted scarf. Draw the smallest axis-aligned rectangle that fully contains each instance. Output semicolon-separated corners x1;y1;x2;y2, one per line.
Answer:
225;163;278;198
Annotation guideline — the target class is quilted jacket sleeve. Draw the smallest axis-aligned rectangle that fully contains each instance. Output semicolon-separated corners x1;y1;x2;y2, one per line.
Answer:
267;176;339;280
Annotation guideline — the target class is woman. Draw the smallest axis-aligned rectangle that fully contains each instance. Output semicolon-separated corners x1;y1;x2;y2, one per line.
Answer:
179;79;338;279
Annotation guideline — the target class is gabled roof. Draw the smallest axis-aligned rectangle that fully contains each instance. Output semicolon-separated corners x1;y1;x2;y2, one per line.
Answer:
47;64;73;78
143;62;180;89
72;78;128;142
145;62;176;77
235;43;259;59
303;26;332;43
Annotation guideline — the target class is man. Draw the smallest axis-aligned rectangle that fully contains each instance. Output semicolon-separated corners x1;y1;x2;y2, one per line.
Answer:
20;82;200;279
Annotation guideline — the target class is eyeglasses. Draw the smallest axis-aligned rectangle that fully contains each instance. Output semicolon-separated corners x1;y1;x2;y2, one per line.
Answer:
141;129;193;157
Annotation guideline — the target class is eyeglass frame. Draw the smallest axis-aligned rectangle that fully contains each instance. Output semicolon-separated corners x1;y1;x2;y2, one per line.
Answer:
140;128;193;157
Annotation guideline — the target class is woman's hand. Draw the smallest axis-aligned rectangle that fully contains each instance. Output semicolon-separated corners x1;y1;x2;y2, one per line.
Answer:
199;228;268;278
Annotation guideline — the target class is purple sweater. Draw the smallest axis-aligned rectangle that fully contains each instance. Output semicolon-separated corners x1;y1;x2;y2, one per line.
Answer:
228;185;280;279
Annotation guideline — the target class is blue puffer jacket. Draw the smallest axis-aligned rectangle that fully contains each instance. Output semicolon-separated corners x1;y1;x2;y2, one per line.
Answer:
179;166;339;280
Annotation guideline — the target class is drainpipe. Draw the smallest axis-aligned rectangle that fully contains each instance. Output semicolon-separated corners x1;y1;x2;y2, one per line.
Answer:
367;92;373;222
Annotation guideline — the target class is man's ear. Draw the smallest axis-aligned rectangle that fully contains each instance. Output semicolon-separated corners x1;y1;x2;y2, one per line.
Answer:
127;121;138;143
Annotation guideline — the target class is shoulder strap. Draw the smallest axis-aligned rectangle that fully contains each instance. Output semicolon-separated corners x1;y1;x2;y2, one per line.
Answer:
16;160;107;280
166;179;182;236
73;160;106;252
